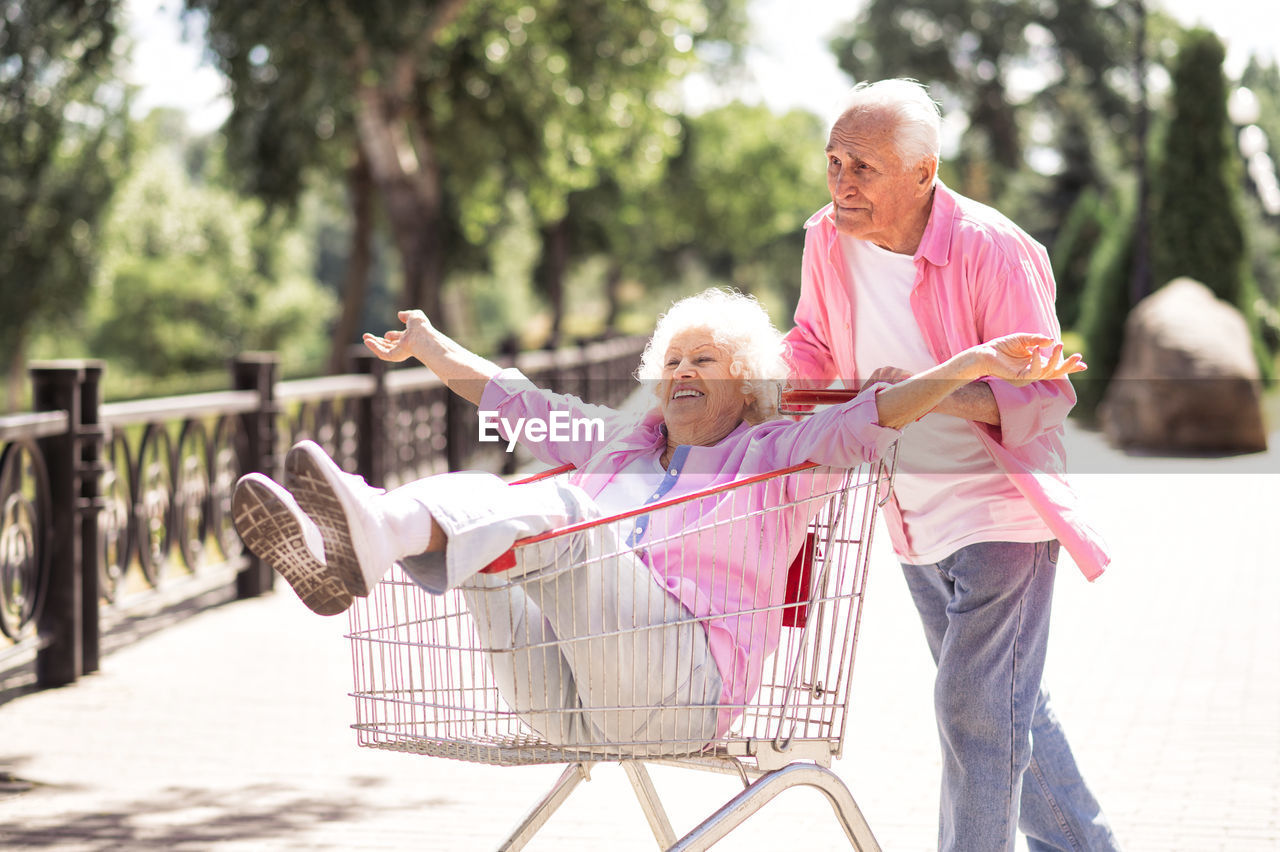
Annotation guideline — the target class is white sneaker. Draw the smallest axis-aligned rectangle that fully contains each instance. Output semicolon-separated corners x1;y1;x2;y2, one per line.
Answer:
232;473;353;616
284;440;393;596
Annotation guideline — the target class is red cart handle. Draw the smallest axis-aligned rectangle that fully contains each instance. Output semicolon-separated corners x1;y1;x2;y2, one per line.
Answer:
779;388;859;405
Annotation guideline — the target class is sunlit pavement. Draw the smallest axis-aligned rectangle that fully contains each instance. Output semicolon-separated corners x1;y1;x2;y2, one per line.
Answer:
1;422;1277;850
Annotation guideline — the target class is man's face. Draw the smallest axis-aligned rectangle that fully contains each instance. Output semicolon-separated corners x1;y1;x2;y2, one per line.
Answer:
825;108;934;254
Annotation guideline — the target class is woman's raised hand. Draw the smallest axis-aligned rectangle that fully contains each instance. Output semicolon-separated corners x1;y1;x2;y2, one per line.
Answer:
974;333;1086;387
363;310;436;363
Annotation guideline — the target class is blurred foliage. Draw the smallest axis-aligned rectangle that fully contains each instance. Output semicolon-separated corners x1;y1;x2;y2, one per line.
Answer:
1151;29;1247;306
81;111;335;391
185;0;748;346
1150;28;1272;380
1050;186;1108;330
1239;58;1280;348
1074;187;1137;420
4;0;1280;415
655;104;827;308
0;0;133;407
543;102;827;339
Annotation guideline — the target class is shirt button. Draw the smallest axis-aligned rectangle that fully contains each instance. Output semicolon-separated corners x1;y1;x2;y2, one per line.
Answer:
669;468;679;475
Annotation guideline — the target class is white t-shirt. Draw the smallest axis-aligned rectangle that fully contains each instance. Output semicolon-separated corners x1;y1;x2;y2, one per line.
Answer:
840;233;1051;564
592;451;667;545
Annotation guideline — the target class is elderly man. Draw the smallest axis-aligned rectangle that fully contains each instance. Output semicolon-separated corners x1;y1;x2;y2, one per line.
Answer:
785;79;1120;851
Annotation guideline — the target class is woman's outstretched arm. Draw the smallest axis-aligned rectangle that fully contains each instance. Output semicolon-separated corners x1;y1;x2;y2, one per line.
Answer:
873;334;1085;430
363;310;500;407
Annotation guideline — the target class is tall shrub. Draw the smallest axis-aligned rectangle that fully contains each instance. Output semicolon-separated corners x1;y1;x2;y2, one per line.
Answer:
1052;187;1108;330
1075;192;1136;419
1151;28;1248;308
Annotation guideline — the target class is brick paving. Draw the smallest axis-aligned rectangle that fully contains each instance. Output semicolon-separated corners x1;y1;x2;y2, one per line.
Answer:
1;423;1277;850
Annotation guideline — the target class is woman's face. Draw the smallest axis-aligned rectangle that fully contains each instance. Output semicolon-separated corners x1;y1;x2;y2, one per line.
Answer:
658;327;752;447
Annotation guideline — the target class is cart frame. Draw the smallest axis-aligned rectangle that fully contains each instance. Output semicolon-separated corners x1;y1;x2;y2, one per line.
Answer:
346;389;893;850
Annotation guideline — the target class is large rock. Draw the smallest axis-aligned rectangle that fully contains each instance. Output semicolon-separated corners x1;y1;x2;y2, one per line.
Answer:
1100;277;1268;453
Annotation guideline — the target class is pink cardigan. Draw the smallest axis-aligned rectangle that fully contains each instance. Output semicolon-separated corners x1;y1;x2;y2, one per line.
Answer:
480;369;899;734
784;182;1111;581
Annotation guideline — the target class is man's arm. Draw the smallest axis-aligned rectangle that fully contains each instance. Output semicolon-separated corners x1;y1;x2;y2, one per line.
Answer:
863;365;1001;426
873;336;1078;430
933;382;1000;425
767;334;1084;470
868;335;1078;428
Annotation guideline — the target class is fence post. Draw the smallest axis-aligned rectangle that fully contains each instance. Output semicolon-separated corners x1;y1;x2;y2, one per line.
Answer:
445;392;467;473
353;348;388;488
77;361;106;675
232;352;279;599
30;361;84;687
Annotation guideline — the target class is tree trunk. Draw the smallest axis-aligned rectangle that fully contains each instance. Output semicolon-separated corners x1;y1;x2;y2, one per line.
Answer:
536;218;570;348
353;80;447;329
328;147;376;374
384;175;446;323
603;260;623;336
974;79;1021;177
3;330;27;413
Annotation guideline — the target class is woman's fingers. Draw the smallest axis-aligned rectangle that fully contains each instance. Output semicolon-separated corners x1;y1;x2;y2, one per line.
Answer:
999;333;1053;354
362;332;410;362
993;337;1087;386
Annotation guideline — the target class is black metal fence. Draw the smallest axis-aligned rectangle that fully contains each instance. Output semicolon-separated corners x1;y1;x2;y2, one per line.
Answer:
0;337;646;691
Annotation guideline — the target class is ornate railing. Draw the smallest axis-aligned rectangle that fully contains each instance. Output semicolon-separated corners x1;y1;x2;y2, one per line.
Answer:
0;337;646;690
0;411;65;655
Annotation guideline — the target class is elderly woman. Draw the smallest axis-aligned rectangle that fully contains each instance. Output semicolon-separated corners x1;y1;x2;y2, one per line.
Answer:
234;289;1083;748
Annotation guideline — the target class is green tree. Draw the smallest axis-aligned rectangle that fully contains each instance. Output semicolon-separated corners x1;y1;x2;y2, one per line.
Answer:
1238;57;1280;331
1073;189;1136;418
1051;186;1108;330
541;103;828;335
185;0;747;362
86;122;335;388
653;104;828;307
1150;28;1249;308
0;0;132;408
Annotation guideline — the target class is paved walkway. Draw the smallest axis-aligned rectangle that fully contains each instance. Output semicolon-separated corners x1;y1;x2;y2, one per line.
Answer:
2;424;1278;850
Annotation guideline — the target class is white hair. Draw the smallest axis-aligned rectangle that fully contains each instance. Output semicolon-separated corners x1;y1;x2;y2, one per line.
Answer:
833;78;942;168
636;288;788;423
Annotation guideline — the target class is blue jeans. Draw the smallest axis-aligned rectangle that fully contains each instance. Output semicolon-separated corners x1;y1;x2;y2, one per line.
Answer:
902;541;1120;851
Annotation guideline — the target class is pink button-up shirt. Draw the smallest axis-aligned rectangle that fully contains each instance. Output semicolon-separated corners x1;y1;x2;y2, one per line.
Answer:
784;181;1110;581
480;369;900;734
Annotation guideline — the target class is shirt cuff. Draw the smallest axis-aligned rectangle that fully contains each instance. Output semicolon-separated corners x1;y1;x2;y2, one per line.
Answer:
861;381;904;453
478;367;534;413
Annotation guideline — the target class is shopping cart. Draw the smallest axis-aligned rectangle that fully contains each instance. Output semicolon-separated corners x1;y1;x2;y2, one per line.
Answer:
346;388;894;850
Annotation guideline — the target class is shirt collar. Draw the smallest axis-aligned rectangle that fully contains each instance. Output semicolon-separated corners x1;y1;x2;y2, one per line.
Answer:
804;203;834;230
805;180;958;267
914;180;958;268
655;417;754;450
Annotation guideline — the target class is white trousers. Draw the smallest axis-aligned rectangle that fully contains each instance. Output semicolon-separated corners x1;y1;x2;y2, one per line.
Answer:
396;472;722;750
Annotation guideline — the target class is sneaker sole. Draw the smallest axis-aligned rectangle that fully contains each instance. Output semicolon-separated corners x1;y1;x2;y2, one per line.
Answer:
232;476;353;616
285;443;377;597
